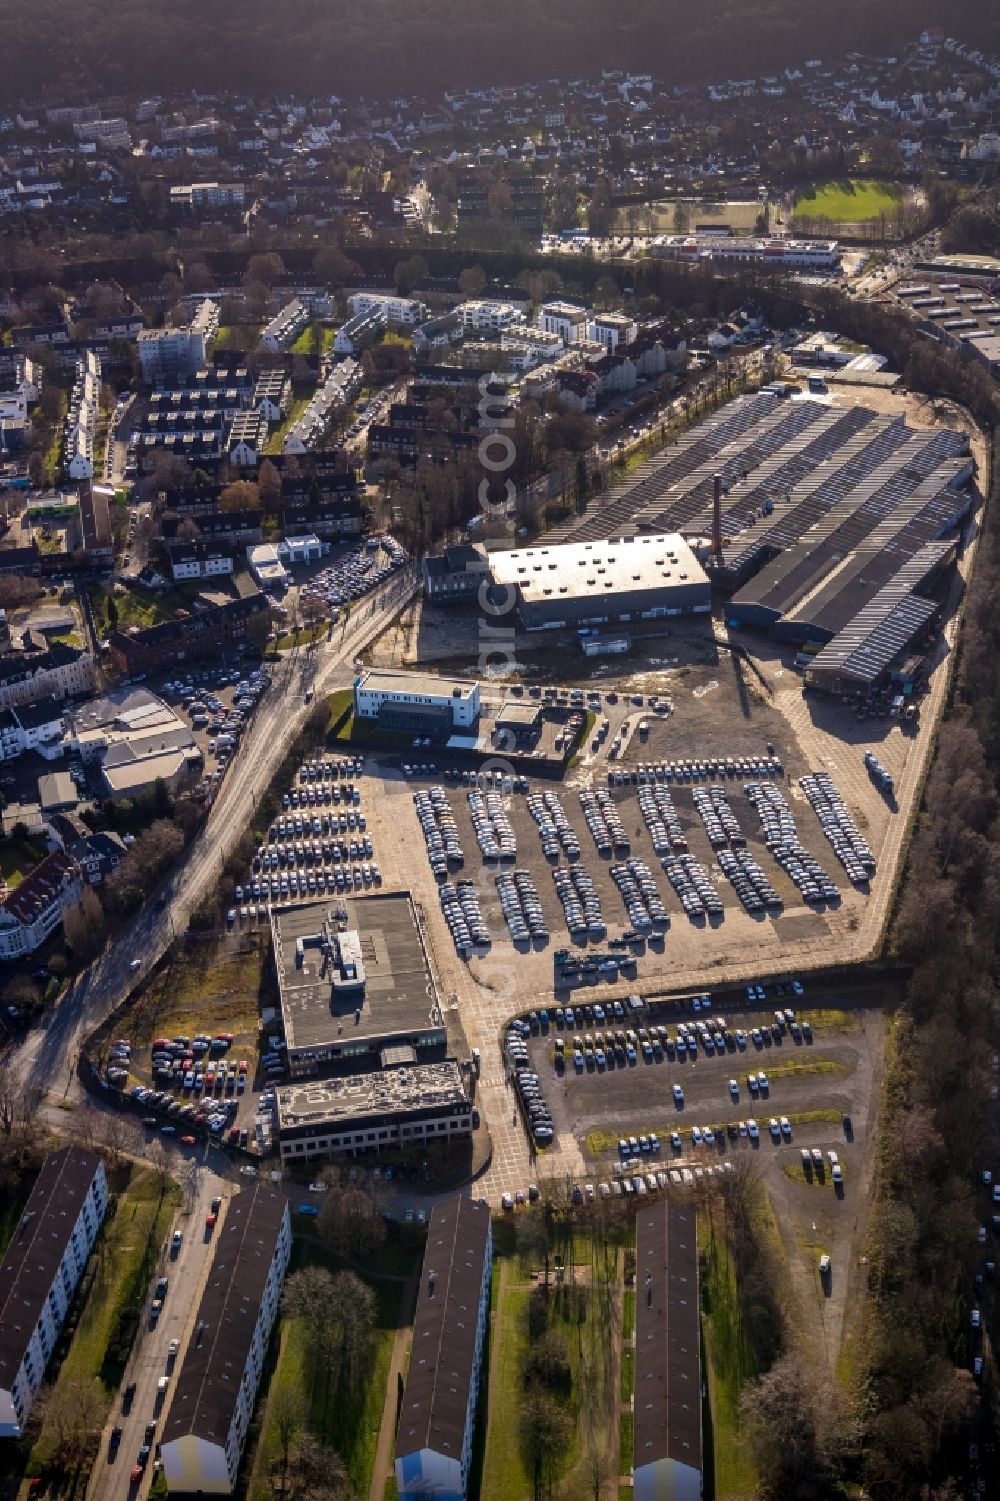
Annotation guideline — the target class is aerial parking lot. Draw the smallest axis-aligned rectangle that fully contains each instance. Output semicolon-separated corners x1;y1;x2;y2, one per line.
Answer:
359;638;932;1005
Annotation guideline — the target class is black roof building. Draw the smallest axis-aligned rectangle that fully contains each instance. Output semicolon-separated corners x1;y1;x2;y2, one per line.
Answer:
634;1201;702;1494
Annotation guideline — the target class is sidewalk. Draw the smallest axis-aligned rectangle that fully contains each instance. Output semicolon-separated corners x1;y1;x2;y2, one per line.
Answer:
367;1274;418;1501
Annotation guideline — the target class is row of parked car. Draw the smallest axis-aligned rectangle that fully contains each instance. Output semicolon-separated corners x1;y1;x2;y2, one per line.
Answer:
692;783;746;851
528;790;581;859
496;869;547;943
638;783;687;856
746;781;839;904
439;880;489;955
579;788;629;857
801;771;878;884
718;848;781;914
468;789;517;860
611;857;670;931
552;864;606;938
662;852;724;920
607;753;783;789
415;786;464;877
506;1023;554;1145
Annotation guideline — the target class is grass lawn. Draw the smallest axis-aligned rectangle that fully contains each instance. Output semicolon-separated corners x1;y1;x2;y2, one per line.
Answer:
0;836;46;890
793;178;902;224
289;325;318;356
87;581;206;636
619;1343;633;1404
622;1287;635;1340
215;324;259;352
247;1244;402;1500
747;1059;845;1084
265;393;313;455
29;1168;181;1468
699;1225;757;1498
482;1281;533;1501
618;1410;633;1477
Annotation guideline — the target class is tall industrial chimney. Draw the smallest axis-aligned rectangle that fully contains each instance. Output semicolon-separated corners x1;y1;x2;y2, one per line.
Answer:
711;473;723;558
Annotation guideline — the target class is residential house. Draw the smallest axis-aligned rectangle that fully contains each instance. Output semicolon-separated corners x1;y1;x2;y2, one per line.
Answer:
0;850;84;959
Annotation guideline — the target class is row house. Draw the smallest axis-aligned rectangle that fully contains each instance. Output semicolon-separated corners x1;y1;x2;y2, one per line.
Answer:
160;1188;291;1495
0;1149;108;1436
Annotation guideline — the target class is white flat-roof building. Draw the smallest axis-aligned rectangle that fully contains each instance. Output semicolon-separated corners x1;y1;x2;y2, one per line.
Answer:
160;1187;291;1495
279;534;322;565
0;1148;108;1436
247;543;288;590
652;234;839;269
67;686;202;799
460;300;526;334
538;300;590;344
276;1061;471;1162
138;300;219;381
354;670;480;730
588;312;639;351
489;533;711;630
347;292;428;327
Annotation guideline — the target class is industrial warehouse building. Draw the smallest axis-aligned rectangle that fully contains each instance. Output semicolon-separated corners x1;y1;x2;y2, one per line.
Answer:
354;669;481;732
633;1201;702;1501
160;1187;291;1495
0;1148;108;1437
550;391;972;696
487;534;711;630
271;892;447;1077
395;1199;492;1501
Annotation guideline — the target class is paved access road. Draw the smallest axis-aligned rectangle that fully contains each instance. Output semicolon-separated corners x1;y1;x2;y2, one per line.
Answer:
13;565;419;1108
89;1168;230;1501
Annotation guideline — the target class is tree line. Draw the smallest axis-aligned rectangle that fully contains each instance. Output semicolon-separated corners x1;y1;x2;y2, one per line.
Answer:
1;0;992;108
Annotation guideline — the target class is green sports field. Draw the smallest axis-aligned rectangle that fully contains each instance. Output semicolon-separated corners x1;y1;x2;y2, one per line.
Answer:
793;178;902;225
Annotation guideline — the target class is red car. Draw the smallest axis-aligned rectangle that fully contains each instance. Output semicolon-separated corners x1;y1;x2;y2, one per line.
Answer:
205;1212;217;1231
180;1135;196;1146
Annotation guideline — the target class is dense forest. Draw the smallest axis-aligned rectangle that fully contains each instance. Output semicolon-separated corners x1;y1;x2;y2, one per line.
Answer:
0;0;998;106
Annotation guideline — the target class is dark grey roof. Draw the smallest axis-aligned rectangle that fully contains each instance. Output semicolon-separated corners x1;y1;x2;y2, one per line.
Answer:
0;1147;103;1388
162;1186;287;1449
634;1201;701;1478
396;1198;490;1463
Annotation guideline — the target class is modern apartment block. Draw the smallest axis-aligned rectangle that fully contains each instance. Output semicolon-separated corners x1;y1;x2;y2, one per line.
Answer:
160;1186;291;1494
395;1198;492;1501
633;1201;702;1501
347;292;428;327
0;1147;108;1436
537;300;590;344
137;299;220;382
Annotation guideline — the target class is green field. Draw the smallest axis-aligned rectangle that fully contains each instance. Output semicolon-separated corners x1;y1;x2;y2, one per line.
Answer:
29;1168;180;1470
482;1277;533;1501
793;178;902;225
248;1245;403;1501
700;1227;758;1497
